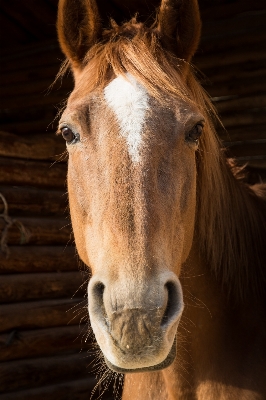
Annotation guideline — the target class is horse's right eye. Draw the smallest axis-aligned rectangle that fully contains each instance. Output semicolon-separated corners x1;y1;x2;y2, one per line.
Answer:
61;127;75;143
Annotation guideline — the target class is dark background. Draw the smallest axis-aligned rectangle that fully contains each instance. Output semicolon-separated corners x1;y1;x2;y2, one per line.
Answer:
0;1;265;399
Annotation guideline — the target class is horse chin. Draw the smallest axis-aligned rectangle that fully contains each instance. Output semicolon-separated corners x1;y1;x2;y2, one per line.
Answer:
104;337;177;374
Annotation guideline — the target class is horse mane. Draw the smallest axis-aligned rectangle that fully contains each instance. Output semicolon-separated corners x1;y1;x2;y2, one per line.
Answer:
62;18;266;301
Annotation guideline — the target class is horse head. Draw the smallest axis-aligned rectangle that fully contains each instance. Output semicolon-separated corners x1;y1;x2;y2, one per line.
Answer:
57;0;204;373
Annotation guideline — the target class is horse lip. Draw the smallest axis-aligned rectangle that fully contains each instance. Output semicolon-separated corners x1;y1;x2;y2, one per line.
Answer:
104;336;177;373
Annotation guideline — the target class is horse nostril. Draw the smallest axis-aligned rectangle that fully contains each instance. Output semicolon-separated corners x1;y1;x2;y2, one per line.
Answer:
91;282;107;318
96;282;105;296
161;281;182;328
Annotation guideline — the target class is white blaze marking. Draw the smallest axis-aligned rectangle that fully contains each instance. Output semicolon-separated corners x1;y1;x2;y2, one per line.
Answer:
104;74;149;163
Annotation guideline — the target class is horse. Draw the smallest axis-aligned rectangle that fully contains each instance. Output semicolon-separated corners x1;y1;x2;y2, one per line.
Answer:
56;0;266;398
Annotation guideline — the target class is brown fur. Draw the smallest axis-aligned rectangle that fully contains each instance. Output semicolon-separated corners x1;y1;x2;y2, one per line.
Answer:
58;18;266;302
56;1;266;398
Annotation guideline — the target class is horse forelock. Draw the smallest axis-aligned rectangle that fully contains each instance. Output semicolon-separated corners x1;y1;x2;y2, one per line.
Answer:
62;18;266;302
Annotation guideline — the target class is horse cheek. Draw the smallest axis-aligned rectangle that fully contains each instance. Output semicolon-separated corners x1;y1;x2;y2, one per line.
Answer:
67;154;91;267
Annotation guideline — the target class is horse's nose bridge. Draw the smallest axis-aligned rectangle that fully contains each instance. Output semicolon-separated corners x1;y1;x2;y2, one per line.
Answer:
107;158;158;239
102;277;163;316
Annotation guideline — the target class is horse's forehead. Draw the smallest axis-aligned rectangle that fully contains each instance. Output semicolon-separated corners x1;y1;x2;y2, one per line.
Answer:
104;74;150;163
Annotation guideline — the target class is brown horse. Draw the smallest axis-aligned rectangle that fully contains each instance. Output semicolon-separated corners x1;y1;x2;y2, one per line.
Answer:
56;0;266;398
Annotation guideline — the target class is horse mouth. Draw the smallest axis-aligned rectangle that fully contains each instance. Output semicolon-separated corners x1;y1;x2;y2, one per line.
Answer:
104;336;177;373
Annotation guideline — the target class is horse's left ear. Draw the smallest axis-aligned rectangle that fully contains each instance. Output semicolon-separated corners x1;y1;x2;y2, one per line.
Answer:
156;0;201;63
57;0;101;69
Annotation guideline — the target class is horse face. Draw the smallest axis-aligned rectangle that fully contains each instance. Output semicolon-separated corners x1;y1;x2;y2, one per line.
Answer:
60;73;204;372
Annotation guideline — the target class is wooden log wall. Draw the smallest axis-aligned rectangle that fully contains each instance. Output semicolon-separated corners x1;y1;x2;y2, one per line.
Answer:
197;0;266;182
0;0;265;399
0;12;113;396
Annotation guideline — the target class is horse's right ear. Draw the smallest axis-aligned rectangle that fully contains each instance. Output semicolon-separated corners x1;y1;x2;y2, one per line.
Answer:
57;0;101;69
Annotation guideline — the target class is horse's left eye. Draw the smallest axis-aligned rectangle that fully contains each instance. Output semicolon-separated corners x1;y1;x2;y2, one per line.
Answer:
187;124;203;143
61;127;76;143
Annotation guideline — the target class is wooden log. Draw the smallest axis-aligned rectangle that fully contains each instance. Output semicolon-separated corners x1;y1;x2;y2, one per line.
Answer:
0;131;66;161
218;124;266;142
0;186;68;217
200;25;266;55
0;216;72;246
0;378;103;400
201;59;266;84
206;76;266;98
0;76;73;98
0;106;56;135
0;157;66;188
0;117;58;135
0;64;63;87
0;90;69;112
0;272;87;303
220;109;266;129
0;42;61;73
0;298;88;333
0;14;31;48
196;43;266;70
215;94;266;114
200;0;266;20
200;10;266;45
0;325;92;362
236;157;266;169
0;353;96;394
0;246;81;274
224;142;266;158
0;2;54;41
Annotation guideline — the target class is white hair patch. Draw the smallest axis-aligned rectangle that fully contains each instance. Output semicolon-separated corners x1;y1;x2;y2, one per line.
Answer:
104;74;149;163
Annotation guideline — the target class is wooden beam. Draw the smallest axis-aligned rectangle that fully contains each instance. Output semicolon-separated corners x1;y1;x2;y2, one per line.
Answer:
236;157;266;169
0;325;91;362
218;124;266;142
0;43;61;73
200;11;266;50
0;13;32;47
0;131;66;161
0;246;81;274
0;105;56;133
0;298;87;333
0;272;87;303
0;353;95;394
205;76;266;98
196;43;266;70
225;142;266;158
0;157;66;188
221;108;266;129
200;0;266;21
0;378;99;400
215;94;266;114
201;27;266;56
23;0;57;33
0;89;69;111
200;59;266;84
0;216;72;246
0;1;53;41
0;118;58;135
0;76;73;98
0;186;68;217
0;64;63;87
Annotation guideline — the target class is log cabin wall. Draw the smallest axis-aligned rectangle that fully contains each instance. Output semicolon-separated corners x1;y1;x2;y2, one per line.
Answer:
0;2;113;399
0;1;265;399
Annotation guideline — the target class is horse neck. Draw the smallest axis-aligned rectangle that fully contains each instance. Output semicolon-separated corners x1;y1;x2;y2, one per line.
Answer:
199;158;266;302
160;243;266;400
123;244;266;400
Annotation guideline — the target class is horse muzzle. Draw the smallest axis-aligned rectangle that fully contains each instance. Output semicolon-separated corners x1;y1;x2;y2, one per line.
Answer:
88;271;184;372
